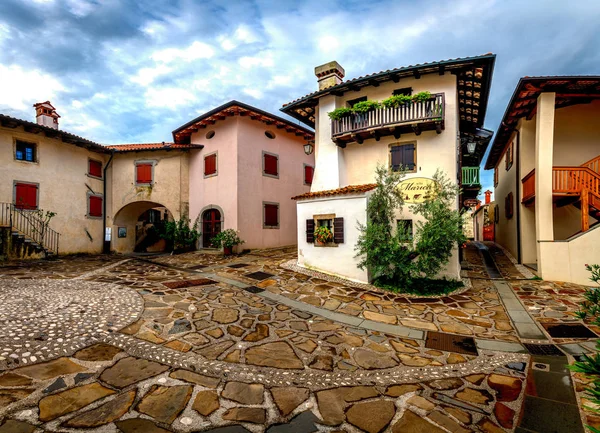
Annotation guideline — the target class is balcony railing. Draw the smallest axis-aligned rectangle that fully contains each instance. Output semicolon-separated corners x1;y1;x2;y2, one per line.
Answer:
331;93;445;139
462;166;480;186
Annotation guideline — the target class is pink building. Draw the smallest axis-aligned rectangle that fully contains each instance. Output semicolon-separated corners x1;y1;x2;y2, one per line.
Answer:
173;101;315;250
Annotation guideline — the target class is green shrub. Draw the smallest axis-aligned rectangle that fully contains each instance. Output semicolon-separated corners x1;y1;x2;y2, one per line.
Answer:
211;229;244;249
355;165;465;293
351;100;381;113
328;107;353;120
161;217;200;251
314;226;333;243
381;94;413;108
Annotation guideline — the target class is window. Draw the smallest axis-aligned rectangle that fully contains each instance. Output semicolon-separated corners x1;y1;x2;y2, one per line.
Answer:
14;182;38;210
263;202;279;228
505;192;514;219
390;143;416;172
393;87;413;96
309;215;345;245
397;219;413;241
136;163;153;184
347;96;367;108
204;153;217;177
15;140;36;162
304;164;314;186
89;159;102;178
263;152;279;178
88;195;103;218
505;142;514;171
494;167;498;187
206;130;215;139
265;131;276;139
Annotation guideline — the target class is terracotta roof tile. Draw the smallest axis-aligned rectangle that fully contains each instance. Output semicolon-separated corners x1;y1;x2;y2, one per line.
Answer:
105;142;204;152
292;184;377;200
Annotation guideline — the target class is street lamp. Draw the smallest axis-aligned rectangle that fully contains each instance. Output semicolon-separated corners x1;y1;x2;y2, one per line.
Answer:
304;140;314;155
466;141;477;154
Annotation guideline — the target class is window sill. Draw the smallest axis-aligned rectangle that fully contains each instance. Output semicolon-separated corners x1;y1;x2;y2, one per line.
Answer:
87;174;103;180
263;173;279;179
314;242;338;248
204;173;218;179
263;225;280;229
135;182;153;186
14;159;38;165
86;215;103;220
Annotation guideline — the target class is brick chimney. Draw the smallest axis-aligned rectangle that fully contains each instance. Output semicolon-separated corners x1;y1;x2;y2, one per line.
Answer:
484;190;492;205
315;61;345;91
33;101;60;129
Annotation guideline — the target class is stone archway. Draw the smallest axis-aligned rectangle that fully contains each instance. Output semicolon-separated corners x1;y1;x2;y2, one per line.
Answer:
112;201;174;253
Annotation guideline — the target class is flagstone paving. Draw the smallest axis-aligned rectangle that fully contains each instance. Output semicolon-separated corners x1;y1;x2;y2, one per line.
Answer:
0;242;595;432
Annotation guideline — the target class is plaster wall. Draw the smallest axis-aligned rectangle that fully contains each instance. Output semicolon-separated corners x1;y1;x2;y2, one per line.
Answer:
553;100;600;166
493;133;519;260
109;150;186;253
0;126;108;254
518;118;537;265
538;225;600;285
296;195;369;283
236;117;313;249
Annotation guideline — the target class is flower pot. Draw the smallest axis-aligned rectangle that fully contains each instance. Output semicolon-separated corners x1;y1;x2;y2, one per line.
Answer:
315;240;326;247
223;246;233;256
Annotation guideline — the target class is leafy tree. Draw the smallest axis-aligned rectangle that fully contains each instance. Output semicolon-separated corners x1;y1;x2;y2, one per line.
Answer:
355;165;465;291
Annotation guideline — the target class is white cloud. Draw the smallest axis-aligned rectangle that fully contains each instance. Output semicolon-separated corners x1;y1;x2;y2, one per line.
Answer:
65;0;97;17
151;41;215;63
0;64;64;111
131;64;172;86
243;88;263;99
144;87;197;109
239;52;274;69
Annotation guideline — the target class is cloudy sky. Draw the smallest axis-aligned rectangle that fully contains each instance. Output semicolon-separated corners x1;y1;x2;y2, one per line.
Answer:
1;0;599;194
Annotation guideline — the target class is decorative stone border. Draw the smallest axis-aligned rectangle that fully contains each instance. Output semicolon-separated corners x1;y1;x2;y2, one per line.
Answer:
72;258;132;280
280;259;473;299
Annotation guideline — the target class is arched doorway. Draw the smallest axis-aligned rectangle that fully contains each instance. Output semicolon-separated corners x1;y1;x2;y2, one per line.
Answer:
112;201;174;254
202;208;222;248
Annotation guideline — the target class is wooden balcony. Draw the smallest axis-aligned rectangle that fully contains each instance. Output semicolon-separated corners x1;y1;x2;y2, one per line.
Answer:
331;93;445;146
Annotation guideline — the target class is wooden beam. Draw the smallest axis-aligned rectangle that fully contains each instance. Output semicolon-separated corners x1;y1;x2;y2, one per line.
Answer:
413;70;421;79
276;123;286;129
370;130;381;141
350;133;363;144
439;65;445;76
349;84;361;92
435;122;443;134
331;90;344;97
582;189;590;232
412;125;421;136
369;80;380;87
392;127;401;140
391;74;400;83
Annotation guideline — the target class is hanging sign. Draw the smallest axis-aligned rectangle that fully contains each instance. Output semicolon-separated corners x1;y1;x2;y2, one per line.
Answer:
398;177;438;203
463;199;480;208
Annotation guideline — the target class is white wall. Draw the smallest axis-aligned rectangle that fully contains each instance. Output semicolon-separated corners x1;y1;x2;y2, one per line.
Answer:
297;194;369;283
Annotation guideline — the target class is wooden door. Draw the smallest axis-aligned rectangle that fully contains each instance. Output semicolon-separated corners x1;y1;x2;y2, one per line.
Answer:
202;209;222;248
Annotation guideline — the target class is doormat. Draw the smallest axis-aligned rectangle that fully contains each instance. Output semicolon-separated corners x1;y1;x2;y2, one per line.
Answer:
243;286;264;294
228;263;250;269
162;278;215;289
523;343;565;356
244;271;275;281
542;323;598;339
425;332;478;355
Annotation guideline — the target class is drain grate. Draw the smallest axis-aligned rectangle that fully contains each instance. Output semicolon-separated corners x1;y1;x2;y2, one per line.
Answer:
542;323;598;339
162;278;215;289
187;264;208;270
244;271;274;281
228;263;249;269
243;286;264;294
523;343;565;356
425;332;478;355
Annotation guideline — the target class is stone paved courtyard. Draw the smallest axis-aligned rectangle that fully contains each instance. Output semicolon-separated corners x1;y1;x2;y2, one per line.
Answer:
0;243;597;432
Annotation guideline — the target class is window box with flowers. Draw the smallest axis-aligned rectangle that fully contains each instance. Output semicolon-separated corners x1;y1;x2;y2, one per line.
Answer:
314;225;333;246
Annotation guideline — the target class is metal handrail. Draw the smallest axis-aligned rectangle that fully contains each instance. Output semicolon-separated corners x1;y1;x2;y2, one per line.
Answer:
0;202;59;256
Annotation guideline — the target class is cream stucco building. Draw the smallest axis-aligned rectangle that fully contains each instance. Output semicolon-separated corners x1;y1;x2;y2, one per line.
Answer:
281;54;496;283
485;76;600;285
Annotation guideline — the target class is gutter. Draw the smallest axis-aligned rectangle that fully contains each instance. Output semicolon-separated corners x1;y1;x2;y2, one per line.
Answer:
102;149;115;254
515;131;522;263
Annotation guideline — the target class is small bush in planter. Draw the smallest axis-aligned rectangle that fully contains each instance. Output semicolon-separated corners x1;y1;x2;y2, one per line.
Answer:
352;100;381;114
211;229;245;254
314;226;333;244
328;107;353;120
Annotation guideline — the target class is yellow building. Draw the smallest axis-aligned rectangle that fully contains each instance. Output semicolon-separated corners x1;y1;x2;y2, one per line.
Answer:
484;76;600;285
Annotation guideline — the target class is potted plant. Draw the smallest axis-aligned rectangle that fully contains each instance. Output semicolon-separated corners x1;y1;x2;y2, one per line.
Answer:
211;229;245;256
314;226;333;246
328;107;353;121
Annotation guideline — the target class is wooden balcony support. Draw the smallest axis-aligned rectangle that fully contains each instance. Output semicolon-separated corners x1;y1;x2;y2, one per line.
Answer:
582;188;589;232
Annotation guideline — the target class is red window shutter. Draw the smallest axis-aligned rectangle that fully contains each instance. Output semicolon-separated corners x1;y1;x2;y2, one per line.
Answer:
136;164;152;183
15;183;38;209
304;166;314;185
204;154;217;175
89;160;102;178
264;154;278;176
264;204;278;226
89;195;103;217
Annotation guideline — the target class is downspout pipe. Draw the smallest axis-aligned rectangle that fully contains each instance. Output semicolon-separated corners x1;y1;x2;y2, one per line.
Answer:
103;149;115;254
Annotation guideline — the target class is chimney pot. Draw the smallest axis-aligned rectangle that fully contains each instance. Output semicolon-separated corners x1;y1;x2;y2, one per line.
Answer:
33;101;60;130
484;190;492;205
314;61;345;91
